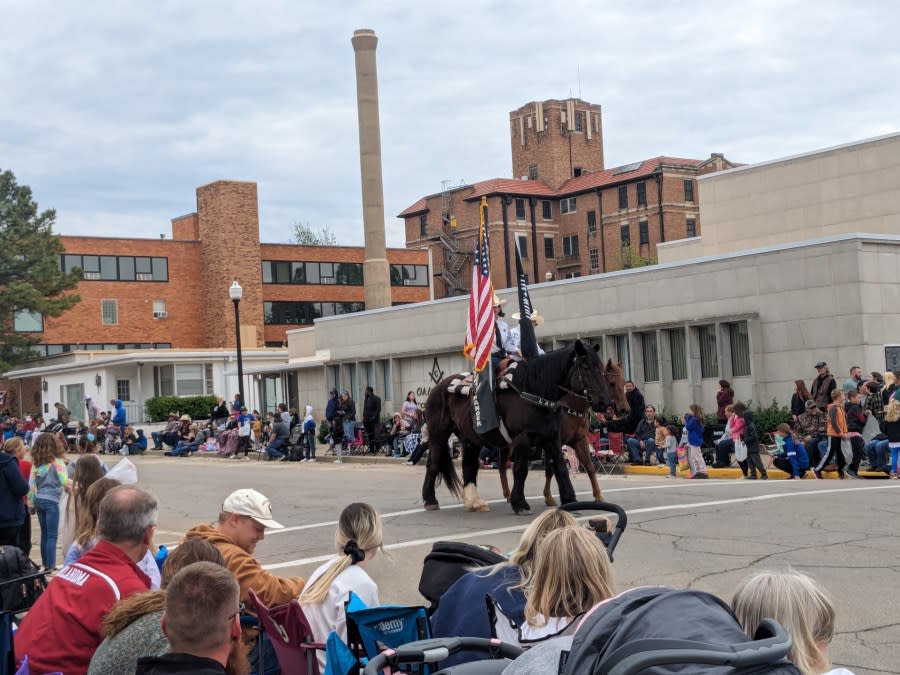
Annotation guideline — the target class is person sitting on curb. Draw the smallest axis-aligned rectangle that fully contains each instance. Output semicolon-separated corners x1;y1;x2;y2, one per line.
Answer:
771;423;810;479
625;405;658;465
264;412;291;461
152;413;180;451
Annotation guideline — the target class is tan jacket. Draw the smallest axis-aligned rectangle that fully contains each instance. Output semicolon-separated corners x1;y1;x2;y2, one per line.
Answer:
184;523;304;608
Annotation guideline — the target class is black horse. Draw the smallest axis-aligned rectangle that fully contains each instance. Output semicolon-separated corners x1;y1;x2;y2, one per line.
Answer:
422;339;612;515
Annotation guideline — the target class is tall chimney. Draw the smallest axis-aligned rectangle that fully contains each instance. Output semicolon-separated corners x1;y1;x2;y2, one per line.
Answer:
351;28;391;310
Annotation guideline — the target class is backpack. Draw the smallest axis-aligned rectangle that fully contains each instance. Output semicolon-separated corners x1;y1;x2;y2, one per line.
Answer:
0;546;45;613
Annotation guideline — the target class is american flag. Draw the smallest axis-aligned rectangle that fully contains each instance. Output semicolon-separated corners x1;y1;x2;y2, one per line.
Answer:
464;197;493;372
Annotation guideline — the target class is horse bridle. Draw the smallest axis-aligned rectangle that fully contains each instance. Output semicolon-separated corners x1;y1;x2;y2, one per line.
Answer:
558;353;594;405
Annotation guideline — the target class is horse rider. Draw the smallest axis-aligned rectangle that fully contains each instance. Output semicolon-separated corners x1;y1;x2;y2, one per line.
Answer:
490;294;514;371
508;308;546;360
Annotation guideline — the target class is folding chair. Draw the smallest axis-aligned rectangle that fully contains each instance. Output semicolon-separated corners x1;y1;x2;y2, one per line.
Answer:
595;431;627;475
345;592;432;674
247;588;325;675
347;427;367;455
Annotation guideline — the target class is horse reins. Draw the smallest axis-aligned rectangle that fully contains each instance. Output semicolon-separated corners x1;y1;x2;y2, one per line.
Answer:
504;354;593;417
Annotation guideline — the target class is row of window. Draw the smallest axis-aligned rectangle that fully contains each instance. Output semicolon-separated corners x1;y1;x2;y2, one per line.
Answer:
60;255;169;282
30;342;172;357
264;301;366;325
638;322;751;382
262;261;429;287
327;359;393;402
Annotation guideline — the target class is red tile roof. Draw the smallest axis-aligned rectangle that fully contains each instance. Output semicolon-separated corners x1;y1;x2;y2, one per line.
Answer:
555;156;704;195
397;198;428;217
462;178;555;200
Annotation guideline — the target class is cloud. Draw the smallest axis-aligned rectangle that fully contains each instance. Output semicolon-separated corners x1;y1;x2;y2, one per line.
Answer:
1;0;896;247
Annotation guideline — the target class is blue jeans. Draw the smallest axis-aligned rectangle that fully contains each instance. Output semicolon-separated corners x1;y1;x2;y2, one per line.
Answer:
34;498;60;570
666;451;678;477
625;437;656;463
714;438;734;466
342;421;356;447
266;440;285;460
864;439;889;471
171;441;197;457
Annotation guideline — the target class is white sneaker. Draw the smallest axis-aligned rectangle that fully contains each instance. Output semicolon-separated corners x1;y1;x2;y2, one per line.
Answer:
299;458;307;463
333;459;342;464
309;458;316;462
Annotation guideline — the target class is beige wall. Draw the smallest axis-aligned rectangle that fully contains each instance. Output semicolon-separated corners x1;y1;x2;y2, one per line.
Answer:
660;132;900;263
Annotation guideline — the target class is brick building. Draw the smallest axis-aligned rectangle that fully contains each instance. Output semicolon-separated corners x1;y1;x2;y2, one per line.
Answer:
400;98;737;297
5;180;430;419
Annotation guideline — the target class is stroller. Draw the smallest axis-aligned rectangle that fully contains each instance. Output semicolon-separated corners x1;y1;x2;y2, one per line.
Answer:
362;588;798;674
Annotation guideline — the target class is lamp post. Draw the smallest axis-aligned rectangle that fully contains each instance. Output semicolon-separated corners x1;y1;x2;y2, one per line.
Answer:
229;280;245;408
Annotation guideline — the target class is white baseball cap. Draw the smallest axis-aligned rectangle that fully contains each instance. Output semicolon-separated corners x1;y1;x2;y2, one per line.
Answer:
222;489;283;529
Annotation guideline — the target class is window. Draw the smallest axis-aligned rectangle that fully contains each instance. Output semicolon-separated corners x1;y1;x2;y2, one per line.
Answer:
620;224;630;245
618;185;628;210
515;199;526;220
516;234;528;258
419;214;427;237
378;359;392;400
13;310;43;332
544;236;555;259
101;299;118;325
636;181;647;207
615;335;631;380
61;255;168;281
574;112;584;132
116;379;131;402
639;220;649;245
263;261;365;286
684;179;694;202
390;264;429;286
729;321;751;376
589;248;599;270
152;300;167;318
641;333;659;382
587;210;597;234
698;325;719;378
153;364;214;397
573;167;583;177
560;197;576;214
541;200;552;220
686;218;697;238
669;328;687;380
264;301;365;325
529;165;539;180
562;235;579;257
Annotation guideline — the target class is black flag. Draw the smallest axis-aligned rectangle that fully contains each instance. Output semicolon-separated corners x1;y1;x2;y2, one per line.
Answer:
514;239;539;359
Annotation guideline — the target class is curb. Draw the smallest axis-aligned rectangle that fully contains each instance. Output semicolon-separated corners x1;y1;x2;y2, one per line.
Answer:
622;465;888;480
139;449;403;465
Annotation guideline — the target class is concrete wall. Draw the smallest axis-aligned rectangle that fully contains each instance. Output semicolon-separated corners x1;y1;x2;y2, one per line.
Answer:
660;132;900;262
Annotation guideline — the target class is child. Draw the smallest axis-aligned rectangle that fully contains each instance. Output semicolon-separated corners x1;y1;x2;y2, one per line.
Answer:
664;424;679;478
882;398;900;479
300;503;382;673
302;405;317;462
683;405;708;479
741;408;768;480
772;423;810;479
654;417;667;465
731;402;749;477
28;434;70;571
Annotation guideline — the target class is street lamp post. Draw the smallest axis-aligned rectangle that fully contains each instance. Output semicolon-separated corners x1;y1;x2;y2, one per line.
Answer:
229;280;245;408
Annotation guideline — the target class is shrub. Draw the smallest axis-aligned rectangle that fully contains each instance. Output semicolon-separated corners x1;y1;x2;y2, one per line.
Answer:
145;395;218;422
749;399;792;434
317;419;331;444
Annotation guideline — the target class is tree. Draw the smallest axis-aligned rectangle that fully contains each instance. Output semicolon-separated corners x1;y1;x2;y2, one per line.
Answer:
290;221;338;246
0;170;81;373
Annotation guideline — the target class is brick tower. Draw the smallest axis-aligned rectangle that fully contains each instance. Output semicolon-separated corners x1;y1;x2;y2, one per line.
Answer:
510;98;605;190
196;180;264;349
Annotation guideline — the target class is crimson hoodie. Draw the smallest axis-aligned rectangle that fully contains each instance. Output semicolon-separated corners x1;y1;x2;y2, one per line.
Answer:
15;539;150;675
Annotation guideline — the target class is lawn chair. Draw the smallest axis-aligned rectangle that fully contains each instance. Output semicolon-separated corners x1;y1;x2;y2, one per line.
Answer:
345;592;432;674
594;431;627;476
247;588;325;675
347;426;367;455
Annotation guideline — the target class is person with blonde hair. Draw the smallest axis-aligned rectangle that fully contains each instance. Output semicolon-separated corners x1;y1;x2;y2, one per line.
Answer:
28;433;70;570
882;397;900;478
732;570;854;675
300;502;383;673
431;508;578;668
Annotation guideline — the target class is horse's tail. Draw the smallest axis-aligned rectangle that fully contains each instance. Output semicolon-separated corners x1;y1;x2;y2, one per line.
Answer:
424;387;462;500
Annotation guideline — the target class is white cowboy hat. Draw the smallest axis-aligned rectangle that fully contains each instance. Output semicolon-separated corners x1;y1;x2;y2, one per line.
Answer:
510;309;544;326
492;294;506;307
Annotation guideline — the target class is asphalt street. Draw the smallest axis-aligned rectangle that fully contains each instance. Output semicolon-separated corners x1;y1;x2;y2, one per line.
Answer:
122;455;899;674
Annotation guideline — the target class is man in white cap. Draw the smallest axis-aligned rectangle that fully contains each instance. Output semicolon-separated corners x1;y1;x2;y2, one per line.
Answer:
508;308;546;360
490;294;513;370
184;488;304;607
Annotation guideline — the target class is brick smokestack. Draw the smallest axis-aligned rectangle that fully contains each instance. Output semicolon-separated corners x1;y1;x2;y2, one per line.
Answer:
351;28;391;310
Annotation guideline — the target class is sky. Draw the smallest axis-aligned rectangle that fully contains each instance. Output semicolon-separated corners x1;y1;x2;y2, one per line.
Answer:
1;1;897;247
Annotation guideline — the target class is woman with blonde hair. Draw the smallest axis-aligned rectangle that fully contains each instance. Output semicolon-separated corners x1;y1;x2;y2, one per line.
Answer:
431;508;578;668
300;502;383;673
732;570;853;675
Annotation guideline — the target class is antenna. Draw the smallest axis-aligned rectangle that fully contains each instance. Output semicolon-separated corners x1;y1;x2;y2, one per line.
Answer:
577;65;582;99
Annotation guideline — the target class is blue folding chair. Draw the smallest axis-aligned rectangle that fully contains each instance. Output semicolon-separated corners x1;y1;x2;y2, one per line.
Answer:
344;592;432;675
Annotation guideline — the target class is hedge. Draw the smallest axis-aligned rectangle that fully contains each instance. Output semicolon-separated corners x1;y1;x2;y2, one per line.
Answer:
145;395;218;422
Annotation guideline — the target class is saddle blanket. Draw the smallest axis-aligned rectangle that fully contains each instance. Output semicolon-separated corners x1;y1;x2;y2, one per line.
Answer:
446;362;518;396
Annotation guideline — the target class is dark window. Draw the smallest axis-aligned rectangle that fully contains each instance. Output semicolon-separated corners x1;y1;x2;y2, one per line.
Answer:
515;199;526;220
618;185;628;210
636;181;647;207
587;210;597;233
517;234;528;258
620;224;630;245
698;325;719;378
264;301;366;325
669;329;687;380
561;197;576;214
390;264;429;286
639;220;649;245
292;262;306;284
541;200;552;220
589;248;599;270
59;255;168;281
684;179;694;202
686;218;697;237
728;321;751;376
262;260;363;285
544;237;555;259
575;112;584;132
419;214;427;237
563;235;579;257
573;167;583;177
529;165;539;180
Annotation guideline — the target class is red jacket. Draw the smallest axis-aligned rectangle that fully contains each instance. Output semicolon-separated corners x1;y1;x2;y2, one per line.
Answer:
15;539;150;675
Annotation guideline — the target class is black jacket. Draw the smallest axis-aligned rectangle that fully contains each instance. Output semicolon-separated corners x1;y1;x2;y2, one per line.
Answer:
136;653;225;675
742;411;761;454
339;398;356;422
0;453;28;528
363;393;382;423
211;402;229;420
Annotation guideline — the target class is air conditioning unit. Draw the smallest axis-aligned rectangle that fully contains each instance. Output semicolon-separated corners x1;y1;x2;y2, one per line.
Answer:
152;311;168;319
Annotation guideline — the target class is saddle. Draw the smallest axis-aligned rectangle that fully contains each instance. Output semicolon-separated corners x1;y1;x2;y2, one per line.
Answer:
446;361;519;397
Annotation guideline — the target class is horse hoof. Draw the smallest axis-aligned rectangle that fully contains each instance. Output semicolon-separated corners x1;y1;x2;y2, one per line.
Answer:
544;496;558;507
514;507;531;516
424;502;440;511
474;500;491;512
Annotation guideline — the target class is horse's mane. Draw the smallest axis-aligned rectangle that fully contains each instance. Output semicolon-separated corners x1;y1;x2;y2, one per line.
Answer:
511;344;575;401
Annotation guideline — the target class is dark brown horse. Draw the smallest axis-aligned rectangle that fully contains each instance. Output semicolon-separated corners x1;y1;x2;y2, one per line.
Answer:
498;360;629;504
422;339;612;515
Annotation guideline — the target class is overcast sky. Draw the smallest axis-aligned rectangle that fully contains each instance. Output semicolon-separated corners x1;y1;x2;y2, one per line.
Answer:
1;1;896;247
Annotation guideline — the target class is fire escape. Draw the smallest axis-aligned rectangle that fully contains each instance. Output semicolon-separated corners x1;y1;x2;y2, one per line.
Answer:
438;179;469;296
